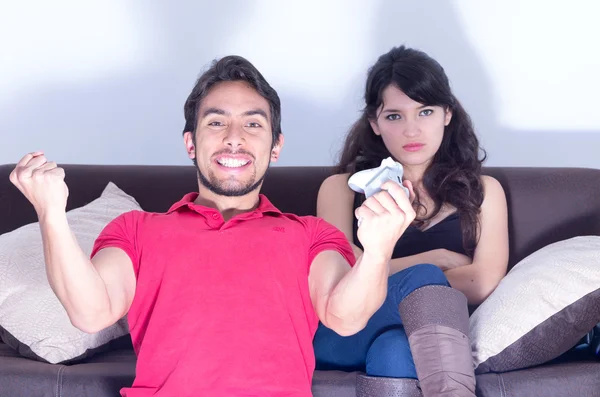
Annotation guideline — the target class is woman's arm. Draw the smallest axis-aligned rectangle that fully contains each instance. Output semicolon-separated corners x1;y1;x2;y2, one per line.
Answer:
388;249;471;274
443;175;509;305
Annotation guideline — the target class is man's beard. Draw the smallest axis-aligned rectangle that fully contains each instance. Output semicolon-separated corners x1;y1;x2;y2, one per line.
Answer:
194;158;267;197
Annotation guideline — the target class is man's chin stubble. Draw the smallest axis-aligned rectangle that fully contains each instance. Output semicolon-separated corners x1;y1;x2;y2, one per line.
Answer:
196;168;266;197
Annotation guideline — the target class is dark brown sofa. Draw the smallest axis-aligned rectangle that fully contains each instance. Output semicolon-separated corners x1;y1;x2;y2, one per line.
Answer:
1;164;599;397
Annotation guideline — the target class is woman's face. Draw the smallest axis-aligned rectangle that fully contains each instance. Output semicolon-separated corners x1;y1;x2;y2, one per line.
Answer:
369;84;452;170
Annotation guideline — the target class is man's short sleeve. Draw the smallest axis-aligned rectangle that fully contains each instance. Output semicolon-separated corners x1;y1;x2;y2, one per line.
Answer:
91;210;142;275
307;217;356;268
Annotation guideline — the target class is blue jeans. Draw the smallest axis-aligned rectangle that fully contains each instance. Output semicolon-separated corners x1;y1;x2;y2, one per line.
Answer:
313;264;450;378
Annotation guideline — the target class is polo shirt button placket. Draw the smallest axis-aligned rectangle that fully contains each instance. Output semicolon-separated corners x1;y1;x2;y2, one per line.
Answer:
208;212;224;230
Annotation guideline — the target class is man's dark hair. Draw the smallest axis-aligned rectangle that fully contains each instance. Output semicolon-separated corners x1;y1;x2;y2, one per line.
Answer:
183;55;282;147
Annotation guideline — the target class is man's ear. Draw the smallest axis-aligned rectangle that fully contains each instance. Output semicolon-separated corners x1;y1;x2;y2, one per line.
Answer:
183;131;196;162
271;133;285;162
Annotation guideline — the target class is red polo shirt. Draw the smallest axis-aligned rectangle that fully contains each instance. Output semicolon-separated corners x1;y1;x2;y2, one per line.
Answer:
91;193;355;397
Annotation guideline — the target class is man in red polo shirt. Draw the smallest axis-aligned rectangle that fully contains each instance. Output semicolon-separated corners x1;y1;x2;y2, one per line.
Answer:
10;55;416;396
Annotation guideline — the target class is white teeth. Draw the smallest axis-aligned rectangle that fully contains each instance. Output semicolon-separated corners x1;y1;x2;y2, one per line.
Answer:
217;158;250;168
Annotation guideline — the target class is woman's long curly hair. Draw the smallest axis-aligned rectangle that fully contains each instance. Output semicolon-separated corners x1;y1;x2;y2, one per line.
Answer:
336;46;487;256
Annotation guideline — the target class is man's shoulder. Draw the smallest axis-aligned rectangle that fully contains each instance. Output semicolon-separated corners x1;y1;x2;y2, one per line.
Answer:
115;208;155;220
257;194;337;227
275;211;318;224
109;208;169;229
273;212;339;235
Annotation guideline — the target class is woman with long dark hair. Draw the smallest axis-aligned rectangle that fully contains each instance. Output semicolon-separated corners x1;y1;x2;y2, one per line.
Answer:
313;46;509;397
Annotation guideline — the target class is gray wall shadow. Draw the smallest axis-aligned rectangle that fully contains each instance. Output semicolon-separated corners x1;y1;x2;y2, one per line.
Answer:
0;0;253;166
1;0;598;170
279;0;600;169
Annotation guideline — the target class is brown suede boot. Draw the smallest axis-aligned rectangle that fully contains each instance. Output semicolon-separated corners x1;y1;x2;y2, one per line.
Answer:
399;285;476;397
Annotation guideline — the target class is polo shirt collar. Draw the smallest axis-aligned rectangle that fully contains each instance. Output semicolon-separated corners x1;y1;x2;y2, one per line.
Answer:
166;193;282;216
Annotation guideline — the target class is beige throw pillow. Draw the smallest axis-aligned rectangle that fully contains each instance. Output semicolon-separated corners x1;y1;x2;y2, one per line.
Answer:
470;236;600;373
0;182;141;364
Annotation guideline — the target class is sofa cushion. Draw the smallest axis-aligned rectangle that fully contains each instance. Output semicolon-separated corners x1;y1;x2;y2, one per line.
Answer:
0;338;136;397
0;182;140;364
470;236;600;373
475;361;600;397
0;343;361;397
3;340;598;397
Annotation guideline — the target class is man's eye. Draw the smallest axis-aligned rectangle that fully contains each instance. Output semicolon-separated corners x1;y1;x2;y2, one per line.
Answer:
208;121;224;126
247;122;261;128
420;109;433;116
386;114;401;121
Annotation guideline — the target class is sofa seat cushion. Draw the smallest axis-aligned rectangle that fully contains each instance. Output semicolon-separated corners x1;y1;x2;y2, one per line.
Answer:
312;370;358;397
2;341;599;397
0;340;136;397
0;344;360;397
476;361;600;397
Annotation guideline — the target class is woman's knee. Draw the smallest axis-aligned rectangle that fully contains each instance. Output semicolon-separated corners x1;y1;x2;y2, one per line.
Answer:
313;322;369;372
389;263;449;296
365;328;417;378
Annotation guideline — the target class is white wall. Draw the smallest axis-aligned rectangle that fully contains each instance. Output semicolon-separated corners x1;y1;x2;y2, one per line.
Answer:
1;0;599;169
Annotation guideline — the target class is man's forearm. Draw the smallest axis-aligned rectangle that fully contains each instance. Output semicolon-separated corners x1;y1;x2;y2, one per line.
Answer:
323;250;390;336
40;211;112;332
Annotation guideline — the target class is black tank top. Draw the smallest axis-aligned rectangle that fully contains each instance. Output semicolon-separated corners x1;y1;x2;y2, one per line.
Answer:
351;193;467;258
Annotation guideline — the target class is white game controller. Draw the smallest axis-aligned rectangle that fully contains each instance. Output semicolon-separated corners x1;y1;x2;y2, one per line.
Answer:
348;157;410;199
348;157;410;227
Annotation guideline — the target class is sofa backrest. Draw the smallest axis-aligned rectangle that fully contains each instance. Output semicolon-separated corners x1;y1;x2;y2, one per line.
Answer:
1;164;599;269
